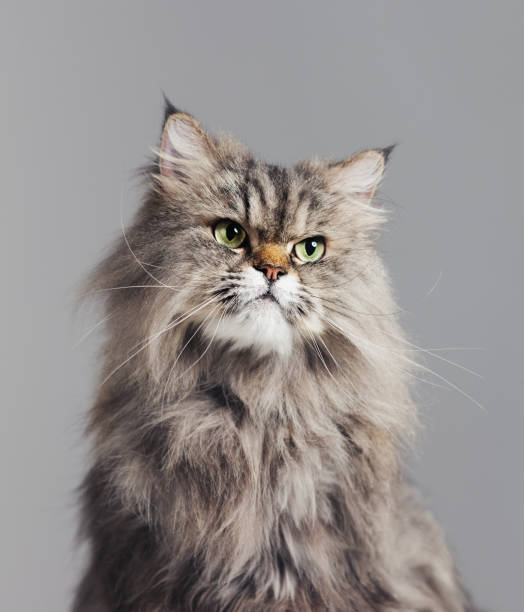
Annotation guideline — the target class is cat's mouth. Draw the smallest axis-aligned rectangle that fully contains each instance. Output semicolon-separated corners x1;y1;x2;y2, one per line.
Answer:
258;291;278;303
251;289;282;310
242;289;285;317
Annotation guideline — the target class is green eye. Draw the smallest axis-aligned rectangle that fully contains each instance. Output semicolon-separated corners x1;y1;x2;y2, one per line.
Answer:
213;219;247;249
294;236;325;262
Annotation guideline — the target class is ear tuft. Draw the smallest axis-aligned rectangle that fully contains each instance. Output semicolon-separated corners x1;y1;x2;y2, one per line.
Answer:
161;92;181;126
327;148;392;204
380;144;396;165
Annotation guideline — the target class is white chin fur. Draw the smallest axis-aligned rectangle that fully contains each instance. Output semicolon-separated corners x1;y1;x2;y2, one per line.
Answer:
203;268;295;358
206;299;293;358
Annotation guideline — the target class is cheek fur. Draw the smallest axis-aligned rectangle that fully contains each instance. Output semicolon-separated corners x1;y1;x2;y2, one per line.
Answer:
270;273;300;309
235;267;268;305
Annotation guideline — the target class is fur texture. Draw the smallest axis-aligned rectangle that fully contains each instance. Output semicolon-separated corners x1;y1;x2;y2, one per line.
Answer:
73;105;474;611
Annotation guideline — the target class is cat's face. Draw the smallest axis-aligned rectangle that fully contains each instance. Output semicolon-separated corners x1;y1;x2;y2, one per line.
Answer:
201;216;328;358
135;111;390;361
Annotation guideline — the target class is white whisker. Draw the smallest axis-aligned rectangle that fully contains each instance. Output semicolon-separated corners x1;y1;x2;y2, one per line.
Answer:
382;330;483;379
74;312;114;348
300;318;357;401
421;269;443;301
314;298;482;379
160;304;221;416
176;305;229;379
81;285;174;297
318;310;484;411
100;295;221;387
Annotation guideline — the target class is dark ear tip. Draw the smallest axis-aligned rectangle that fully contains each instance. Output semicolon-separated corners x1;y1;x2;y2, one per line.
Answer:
161;92;182;125
381;144;397;164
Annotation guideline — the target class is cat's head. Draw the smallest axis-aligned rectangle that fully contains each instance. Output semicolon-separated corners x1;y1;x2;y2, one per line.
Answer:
144;105;392;358
93;104;398;384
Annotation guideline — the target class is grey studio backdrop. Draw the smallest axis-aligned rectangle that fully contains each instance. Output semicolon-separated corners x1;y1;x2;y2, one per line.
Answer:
2;1;522;611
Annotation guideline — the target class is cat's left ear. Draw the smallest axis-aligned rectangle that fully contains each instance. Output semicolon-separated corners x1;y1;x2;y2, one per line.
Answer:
326;146;394;204
158;109;216;179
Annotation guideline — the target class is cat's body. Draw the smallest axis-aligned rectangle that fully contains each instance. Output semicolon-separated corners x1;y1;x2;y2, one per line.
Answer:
73;104;473;611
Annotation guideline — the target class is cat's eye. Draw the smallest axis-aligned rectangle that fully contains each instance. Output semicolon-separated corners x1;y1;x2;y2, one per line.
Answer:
294;236;325;263
213;219;247;249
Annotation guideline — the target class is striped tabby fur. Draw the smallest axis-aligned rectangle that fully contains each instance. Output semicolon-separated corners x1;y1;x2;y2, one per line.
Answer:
73;102;474;611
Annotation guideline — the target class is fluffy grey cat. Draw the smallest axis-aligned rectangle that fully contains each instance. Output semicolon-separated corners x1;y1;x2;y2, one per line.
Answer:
73;102;475;611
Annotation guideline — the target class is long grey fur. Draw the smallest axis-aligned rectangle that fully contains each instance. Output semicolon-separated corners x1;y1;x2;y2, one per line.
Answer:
72;106;475;611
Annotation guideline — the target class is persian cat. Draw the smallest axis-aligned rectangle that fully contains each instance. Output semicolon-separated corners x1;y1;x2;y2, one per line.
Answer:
73;102;474;611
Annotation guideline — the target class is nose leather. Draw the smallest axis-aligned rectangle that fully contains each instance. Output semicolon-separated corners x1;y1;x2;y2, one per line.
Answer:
253;243;289;280
258;264;285;281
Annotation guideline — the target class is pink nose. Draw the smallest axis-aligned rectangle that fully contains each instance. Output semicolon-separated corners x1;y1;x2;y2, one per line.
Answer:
257;264;286;281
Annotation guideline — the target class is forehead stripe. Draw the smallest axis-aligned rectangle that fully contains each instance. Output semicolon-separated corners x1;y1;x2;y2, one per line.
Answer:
251;177;267;211
243;176;269;227
241;182;251;224
277;175;290;227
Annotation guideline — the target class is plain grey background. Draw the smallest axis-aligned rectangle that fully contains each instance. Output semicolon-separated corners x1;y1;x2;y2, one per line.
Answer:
2;1;522;610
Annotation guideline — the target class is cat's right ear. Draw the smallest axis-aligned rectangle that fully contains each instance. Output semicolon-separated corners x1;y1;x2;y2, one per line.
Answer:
158;110;216;179
326;146;394;205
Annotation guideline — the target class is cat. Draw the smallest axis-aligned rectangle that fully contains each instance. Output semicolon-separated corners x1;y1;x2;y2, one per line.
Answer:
72;100;475;611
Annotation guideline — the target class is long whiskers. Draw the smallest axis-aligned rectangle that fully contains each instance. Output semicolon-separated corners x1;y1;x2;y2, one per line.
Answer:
304;291;405;318
381;329;483;379
304;267;369;291
304;267;449;318
316;308;484;410
298;317;358;401
160;303;221;416
99;295;221;387
176;302;231;380
81;285;176;298
74;312;114;348
309;313;448;393
309;298;482;379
